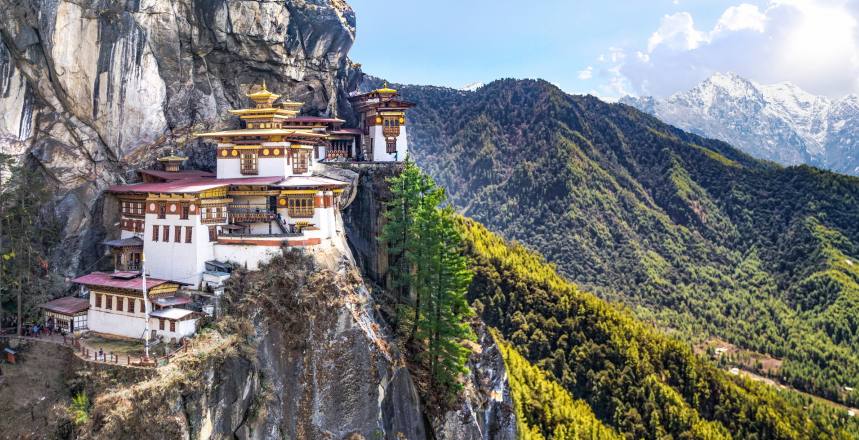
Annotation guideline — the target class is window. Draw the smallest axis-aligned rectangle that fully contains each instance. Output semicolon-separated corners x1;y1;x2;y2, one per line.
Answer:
287;196;314;218
152;225;159;241
170;320;176;332
159;318;165;330
185;226;193;243
158;202;166;219
117;297;124;312
174;225;181;242
386;139;397;154
180;204;189;220
139;299;145;313
163;225;170;242
95;294;102;308
128;298;135;314
105;295;112;310
292;151;309;174
209;226;217;242
240;151;258;175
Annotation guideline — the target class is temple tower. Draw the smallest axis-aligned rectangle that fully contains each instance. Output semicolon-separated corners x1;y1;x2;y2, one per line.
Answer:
349;83;416;161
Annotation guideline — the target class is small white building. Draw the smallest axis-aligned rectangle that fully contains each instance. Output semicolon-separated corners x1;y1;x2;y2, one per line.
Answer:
71;271;197;341
150;308;197;341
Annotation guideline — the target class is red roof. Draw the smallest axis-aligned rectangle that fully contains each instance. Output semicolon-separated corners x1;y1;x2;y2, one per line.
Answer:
283;116;345;124
107;176;282;194
72;272;173;291
41;296;90;315
329;128;363;135
139;169;215;181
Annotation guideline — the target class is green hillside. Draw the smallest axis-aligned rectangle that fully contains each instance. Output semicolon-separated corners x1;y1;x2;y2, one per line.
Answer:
394;78;859;406
460;218;859;439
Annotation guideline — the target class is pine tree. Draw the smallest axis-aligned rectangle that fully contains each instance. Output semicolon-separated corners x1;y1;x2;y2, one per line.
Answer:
381;161;476;397
0;155;62;334
415;207;475;392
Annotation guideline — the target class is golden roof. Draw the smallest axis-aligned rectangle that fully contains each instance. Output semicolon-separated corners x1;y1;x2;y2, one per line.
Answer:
157;154;187;162
375;81;397;95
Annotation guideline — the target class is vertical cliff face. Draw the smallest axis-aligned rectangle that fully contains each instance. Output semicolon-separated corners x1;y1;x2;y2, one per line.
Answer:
338;163;518;440
0;0;360;273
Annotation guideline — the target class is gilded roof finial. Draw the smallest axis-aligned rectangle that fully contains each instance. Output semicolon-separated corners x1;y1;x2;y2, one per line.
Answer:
262;79;267;92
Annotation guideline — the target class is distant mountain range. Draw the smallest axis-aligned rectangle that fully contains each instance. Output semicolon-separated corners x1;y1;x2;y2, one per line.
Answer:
620;73;859;176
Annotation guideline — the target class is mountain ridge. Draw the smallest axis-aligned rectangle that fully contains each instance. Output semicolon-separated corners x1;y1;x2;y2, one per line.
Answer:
621;72;859;175
393;77;859;407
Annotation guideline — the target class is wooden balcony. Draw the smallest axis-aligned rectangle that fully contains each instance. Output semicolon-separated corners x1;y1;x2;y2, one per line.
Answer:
288;207;314;218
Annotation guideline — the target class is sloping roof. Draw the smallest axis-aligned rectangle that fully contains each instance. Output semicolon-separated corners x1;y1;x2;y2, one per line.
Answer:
108;178;227;194
150;308;196;320
283;117;345;124
275;176;348;188
101;237;144;248
40;296;90;315
211;176;284;186
194;129;328;138
72;272;172;291
153;296;192;308
138;169;215;181
108;176;282;194
329;128;363;135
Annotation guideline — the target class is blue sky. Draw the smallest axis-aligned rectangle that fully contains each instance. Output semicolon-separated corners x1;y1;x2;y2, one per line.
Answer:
348;0;859;99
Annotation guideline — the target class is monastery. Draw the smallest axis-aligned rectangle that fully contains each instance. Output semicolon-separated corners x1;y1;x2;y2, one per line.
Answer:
40;83;414;343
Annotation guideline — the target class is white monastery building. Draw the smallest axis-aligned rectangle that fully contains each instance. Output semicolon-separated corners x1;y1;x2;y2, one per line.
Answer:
41;82;414;342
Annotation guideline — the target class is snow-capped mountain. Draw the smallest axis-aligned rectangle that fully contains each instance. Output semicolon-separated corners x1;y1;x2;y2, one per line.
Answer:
620;73;859;176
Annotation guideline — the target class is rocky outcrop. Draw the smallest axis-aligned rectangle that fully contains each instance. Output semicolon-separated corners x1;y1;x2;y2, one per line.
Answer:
432;323;517;440
0;0;361;274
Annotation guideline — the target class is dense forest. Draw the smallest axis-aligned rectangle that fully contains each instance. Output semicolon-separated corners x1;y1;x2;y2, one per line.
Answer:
390;79;859;406
459;218;859;439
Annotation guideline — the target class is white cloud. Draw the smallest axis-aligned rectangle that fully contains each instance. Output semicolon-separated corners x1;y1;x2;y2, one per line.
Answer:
647;12;707;52
713;4;767;34
577;66;593;80
615;0;859;98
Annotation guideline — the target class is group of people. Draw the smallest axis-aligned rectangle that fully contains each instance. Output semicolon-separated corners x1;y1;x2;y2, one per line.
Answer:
24;317;64;338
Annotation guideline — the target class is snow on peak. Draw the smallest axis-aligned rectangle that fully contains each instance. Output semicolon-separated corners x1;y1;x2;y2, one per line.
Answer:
461;82;485;92
624;72;859;176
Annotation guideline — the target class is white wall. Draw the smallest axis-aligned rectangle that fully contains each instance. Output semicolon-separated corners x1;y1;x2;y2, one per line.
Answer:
144;212;212;287
150;317;197;341
216;157;242;179
369;125;408;162
217;157;290;179
213;243;282;270
88;293;148;339
258;157;289;177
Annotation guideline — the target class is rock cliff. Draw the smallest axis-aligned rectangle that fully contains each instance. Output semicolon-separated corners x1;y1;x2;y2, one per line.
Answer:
76;207;514;439
0;0;361;273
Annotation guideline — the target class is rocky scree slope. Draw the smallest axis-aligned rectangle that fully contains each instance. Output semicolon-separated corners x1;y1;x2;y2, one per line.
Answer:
621;72;859;176
0;0;361;274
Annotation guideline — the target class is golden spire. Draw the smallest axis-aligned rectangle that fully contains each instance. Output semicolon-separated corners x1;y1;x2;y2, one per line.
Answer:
247;80;280;107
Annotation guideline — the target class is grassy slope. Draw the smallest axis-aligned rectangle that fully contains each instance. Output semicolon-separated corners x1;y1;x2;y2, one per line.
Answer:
460;218;859;439
395;78;859;405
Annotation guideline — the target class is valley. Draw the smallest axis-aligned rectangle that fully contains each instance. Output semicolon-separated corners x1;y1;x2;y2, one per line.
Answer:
394;77;859;409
